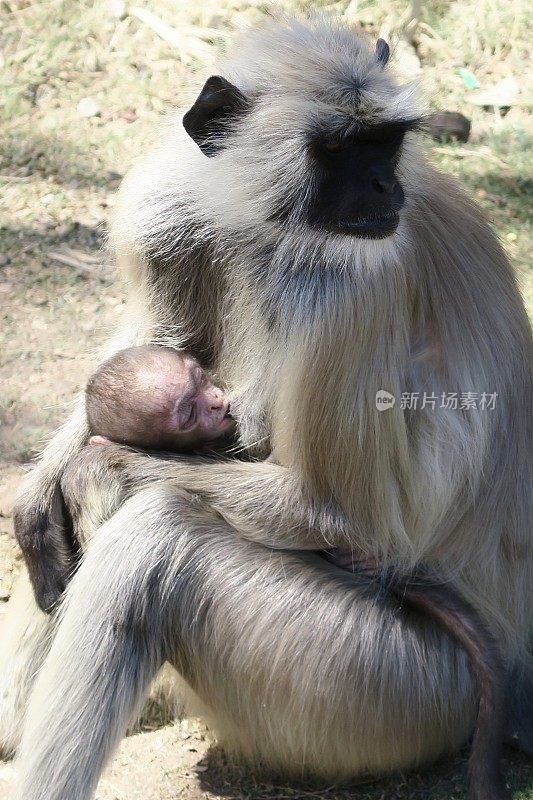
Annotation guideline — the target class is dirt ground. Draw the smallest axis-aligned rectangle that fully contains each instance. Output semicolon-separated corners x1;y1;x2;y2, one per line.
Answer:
2;723;531;800
1;0;532;798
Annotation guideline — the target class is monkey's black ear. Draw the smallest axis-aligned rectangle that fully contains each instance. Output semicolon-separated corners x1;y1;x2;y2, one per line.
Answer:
375;39;390;67
183;75;250;157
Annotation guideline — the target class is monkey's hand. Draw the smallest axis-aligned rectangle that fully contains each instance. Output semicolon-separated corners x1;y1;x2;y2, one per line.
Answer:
13;402;90;613
13;470;74;613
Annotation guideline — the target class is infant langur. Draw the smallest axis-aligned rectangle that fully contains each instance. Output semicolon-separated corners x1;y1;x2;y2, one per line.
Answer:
85;344;235;452
63;343;235;550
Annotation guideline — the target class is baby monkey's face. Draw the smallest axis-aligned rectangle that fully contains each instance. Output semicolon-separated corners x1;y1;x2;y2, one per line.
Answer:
163;356;234;448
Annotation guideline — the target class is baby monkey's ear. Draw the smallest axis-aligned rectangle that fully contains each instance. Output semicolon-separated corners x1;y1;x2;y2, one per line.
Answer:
183;75;250;157
375;38;390;67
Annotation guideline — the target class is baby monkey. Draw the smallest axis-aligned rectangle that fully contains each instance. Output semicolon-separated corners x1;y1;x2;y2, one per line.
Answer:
62;344;505;800
86;344;235;451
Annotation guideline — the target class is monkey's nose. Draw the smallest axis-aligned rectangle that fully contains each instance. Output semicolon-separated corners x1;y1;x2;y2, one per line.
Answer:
210;389;225;410
371;176;398;195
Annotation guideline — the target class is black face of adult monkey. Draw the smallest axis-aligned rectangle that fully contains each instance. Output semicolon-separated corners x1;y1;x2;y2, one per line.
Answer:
182;40;412;240
306;118;410;237
4;16;532;800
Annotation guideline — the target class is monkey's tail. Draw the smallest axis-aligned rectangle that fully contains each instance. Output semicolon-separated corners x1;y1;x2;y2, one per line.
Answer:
389;574;507;800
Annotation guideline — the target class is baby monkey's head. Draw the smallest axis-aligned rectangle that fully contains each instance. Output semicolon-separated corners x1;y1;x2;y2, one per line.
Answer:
86;345;234;451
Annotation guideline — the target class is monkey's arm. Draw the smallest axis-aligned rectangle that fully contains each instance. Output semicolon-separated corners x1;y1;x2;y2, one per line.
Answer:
95;445;351;550
163;463;339;549
15;137;228;611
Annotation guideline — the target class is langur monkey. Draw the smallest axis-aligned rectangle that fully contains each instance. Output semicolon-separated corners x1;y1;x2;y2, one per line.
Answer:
3;17;532;800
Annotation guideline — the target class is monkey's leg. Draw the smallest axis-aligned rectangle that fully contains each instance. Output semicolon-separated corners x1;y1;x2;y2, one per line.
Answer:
0;443;139;758
0;570;56;758
13;487;178;800
91;446;531;772
15;485;477;800
60;447;189;721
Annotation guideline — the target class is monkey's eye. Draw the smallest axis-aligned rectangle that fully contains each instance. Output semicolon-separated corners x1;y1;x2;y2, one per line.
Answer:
321;137;347;154
179;402;196;429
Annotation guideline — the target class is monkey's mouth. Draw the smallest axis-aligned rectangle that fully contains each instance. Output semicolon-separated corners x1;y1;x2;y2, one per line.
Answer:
218;403;235;430
339;211;400;239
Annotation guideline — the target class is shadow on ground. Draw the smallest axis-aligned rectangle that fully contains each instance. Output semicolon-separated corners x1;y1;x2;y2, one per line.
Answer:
199;745;533;800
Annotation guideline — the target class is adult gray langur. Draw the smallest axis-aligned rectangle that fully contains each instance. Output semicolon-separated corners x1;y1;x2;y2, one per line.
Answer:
2;16;532;800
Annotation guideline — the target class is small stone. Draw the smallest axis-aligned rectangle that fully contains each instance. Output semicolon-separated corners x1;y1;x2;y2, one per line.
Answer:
0;254;8;267
77;97;101;118
41;193;55;205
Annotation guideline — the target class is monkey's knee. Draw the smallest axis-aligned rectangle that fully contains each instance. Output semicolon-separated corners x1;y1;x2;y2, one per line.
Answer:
60;445;134;546
60;446;101;506
61;444;127;496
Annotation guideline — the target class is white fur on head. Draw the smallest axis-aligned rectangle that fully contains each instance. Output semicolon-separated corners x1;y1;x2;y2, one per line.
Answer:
187;17;419;236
